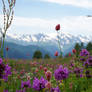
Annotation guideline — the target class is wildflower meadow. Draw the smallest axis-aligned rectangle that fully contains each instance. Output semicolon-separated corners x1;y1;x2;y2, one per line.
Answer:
0;22;92;92
0;0;92;92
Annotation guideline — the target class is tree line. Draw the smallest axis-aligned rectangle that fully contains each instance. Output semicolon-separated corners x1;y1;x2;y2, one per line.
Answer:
74;42;92;56
33;42;92;59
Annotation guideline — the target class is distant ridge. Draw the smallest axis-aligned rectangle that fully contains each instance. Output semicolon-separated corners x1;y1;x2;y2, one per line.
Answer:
2;32;91;59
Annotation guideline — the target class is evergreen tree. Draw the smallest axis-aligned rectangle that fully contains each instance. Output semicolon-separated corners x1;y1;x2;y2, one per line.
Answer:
33;50;42;59
80;42;84;50
44;54;50;59
74;43;81;56
86;42;92;51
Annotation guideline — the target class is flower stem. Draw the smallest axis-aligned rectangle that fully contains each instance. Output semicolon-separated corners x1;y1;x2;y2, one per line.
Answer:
57;31;62;57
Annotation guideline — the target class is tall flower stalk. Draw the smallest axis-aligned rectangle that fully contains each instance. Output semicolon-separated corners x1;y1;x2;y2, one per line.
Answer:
55;24;62;57
0;0;16;58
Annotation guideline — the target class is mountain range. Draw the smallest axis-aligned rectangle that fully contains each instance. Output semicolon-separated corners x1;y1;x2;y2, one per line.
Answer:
2;32;92;59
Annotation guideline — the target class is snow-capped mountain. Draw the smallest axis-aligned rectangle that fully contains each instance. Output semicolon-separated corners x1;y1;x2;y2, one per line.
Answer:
5;32;92;55
6;32;92;46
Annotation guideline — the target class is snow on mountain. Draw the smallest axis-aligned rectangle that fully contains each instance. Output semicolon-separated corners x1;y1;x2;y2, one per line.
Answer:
6;32;92;48
77;35;91;43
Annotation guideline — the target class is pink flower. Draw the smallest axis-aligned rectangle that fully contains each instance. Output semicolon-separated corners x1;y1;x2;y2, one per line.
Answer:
45;81;51;89
54;51;58;57
46;64;49;67
69;53;71;56
20;69;25;75
39;65;43;70
45;71;52;81
44;67;47;72
21;80;31;88
35;68;39;73
55;24;60;31
27;75;31;80
6;47;9;51
72;49;76;54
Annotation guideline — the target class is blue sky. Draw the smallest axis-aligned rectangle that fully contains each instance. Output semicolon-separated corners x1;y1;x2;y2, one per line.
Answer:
14;0;91;18
0;0;92;36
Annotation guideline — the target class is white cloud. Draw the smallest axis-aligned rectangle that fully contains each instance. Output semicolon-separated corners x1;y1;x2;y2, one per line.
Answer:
13;16;58;29
13;16;92;35
0;14;92;36
61;16;92;35
40;0;92;9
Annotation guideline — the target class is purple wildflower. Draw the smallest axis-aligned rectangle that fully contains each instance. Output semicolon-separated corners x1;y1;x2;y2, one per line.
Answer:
0;58;3;64
85;70;92;78
74;67;83;78
0;58;11;81
80;49;89;57
87;56;92;67
5;64;11;75
54;66;69;80
32;77;47;91
83;61;89;68
51;87;60;92
70;63;74;67
80;74;83;78
59;65;63;69
4;90;8;92
74;67;82;73
3;64;11;81
21;80;31;88
80;58;86;62
0;63;5;79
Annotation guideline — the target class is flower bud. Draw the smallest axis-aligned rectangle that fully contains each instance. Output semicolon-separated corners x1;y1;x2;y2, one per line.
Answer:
45;71;52;81
45;81;51;89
